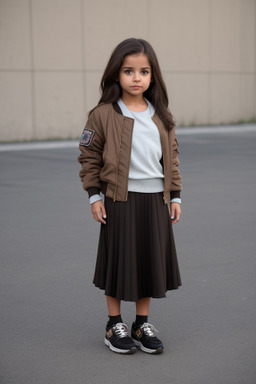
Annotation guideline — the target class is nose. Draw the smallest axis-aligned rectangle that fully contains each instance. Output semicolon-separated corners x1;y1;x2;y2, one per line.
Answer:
133;72;141;82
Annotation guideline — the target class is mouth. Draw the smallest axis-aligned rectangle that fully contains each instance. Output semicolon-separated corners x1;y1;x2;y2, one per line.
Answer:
131;86;141;90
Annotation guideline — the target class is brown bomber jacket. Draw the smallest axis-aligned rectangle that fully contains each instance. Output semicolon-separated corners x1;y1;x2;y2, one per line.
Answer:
78;102;182;203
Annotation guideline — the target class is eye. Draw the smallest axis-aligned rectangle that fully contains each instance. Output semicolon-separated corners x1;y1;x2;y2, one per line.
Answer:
124;70;132;75
142;70;150;75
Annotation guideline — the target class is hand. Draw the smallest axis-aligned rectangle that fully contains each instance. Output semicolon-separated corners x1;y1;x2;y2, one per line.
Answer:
91;200;107;224
170;202;181;224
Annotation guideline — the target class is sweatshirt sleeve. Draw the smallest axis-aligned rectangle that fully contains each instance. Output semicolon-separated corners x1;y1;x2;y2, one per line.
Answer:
77;110;105;195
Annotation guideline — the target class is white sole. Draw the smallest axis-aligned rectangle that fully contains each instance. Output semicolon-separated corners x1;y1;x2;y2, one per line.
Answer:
104;338;136;354
133;338;163;354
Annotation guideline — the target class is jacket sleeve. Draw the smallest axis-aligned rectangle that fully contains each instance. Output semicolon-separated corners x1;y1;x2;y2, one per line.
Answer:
170;129;182;199
77;111;105;196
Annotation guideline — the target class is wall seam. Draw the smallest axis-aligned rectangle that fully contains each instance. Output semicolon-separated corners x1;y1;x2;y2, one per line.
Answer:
239;0;242;122
28;0;36;139
1;69;254;75
80;0;87;119
147;0;151;41
208;0;212;125
254;0;256;116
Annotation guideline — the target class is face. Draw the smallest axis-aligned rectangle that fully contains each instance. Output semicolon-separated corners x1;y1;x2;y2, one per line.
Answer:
118;53;152;100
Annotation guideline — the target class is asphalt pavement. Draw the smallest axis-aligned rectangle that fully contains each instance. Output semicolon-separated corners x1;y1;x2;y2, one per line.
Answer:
1;125;256;384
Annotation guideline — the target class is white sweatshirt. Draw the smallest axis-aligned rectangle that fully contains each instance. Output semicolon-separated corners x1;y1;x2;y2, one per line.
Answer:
118;98;164;193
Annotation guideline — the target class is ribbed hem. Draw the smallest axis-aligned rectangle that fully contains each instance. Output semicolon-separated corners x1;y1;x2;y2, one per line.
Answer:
87;184;181;200
128;178;164;193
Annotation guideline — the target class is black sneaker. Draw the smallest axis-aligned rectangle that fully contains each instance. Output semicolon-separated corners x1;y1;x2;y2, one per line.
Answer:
104;323;137;354
131;322;164;354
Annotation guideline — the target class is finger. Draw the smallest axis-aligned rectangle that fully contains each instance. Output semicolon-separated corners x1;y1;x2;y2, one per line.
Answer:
171;210;181;224
170;208;176;220
93;214;105;224
94;211;106;224
101;205;107;220
99;215;106;225
92;212;100;222
92;209;104;224
97;206;107;224
171;217;177;224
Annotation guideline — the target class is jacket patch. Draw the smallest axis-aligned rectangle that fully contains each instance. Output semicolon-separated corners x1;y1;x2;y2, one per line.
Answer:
79;128;95;146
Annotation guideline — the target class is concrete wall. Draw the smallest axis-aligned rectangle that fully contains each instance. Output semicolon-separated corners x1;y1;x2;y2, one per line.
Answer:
0;0;255;141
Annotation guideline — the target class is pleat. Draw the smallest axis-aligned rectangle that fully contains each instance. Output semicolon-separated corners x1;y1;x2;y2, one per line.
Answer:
93;192;181;302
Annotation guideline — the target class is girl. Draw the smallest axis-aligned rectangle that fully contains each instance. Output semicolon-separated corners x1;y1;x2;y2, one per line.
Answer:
78;38;182;355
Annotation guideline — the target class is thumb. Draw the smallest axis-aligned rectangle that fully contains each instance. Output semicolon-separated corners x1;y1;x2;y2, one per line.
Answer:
171;207;175;219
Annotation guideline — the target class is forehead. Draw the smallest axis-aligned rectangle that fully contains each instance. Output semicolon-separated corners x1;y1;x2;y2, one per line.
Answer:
122;53;151;68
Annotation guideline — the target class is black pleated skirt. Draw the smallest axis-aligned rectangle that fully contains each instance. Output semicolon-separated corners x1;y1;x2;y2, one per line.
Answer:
93;192;181;302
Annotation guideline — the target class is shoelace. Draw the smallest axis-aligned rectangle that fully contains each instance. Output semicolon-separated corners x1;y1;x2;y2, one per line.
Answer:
140;323;159;337
113;323;129;338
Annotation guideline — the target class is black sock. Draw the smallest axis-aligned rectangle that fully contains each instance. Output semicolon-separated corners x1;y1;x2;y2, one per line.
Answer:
107;314;123;329
135;315;148;327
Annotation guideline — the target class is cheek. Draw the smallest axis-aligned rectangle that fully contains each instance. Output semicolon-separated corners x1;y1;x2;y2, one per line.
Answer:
119;76;129;86
146;77;152;86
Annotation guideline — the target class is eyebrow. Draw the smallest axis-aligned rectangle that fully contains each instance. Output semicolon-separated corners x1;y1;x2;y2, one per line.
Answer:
121;66;151;70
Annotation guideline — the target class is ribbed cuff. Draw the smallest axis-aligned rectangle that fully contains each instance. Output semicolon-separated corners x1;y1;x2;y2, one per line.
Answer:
170;190;181;199
87;187;101;198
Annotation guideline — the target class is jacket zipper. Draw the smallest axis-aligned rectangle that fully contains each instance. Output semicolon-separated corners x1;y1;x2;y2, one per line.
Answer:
124;119;134;201
113;118;125;202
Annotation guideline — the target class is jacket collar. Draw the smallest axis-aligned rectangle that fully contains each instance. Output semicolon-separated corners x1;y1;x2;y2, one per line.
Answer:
112;102;122;115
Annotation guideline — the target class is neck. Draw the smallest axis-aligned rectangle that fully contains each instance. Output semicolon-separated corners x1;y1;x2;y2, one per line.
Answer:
121;95;148;112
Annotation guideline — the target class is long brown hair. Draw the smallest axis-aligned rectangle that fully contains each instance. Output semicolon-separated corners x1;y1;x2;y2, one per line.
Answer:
97;38;175;130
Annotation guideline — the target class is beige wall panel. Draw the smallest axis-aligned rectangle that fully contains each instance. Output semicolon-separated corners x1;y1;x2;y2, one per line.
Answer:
240;75;256;121
150;0;209;71
164;73;209;126
34;72;84;139
255;75;256;116
240;0;256;72
0;72;33;141
84;71;102;114
83;0;148;71
210;0;241;72
210;74;241;124
32;0;83;70
0;0;31;69
1;0;255;142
